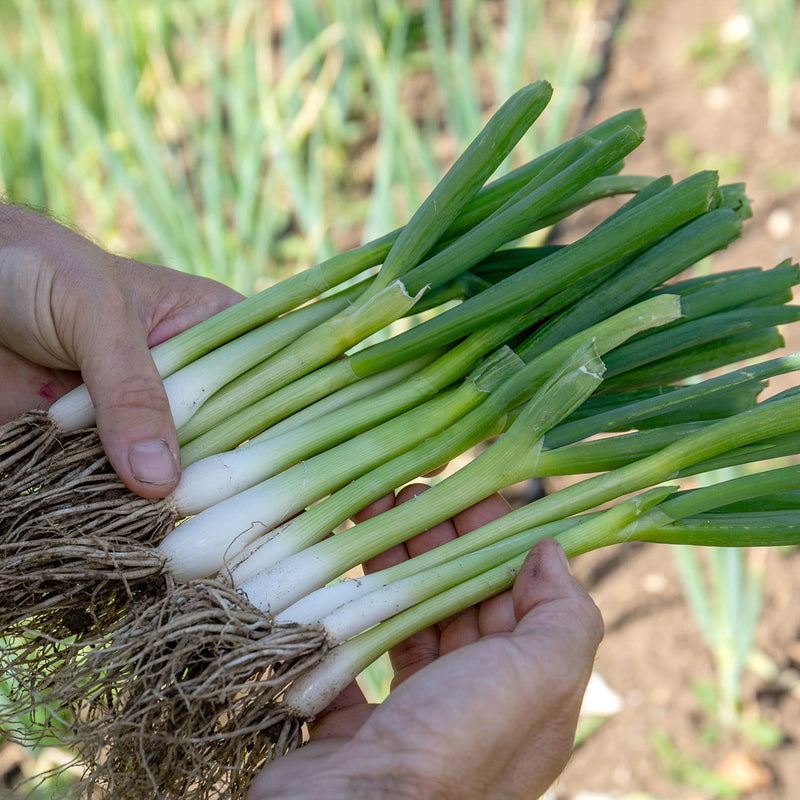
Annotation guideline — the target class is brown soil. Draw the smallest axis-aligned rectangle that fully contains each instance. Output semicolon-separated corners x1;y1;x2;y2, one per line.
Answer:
549;0;800;798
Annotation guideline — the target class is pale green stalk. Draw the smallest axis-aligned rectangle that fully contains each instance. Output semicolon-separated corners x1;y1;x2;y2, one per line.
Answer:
244;355;438;445
565;463;796;731
282;466;800;719
177;311;534;488
171;280;420;438
177;304;534;461
268;392;800;612
161;347;523;579
158;284;362;429
279;445;800;633
281;551;527;719
280;488;672;632
173;353;437;500
228;295;680;585
236;342;608;611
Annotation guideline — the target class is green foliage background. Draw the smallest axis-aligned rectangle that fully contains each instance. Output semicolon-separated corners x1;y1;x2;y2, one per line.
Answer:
0;0;599;295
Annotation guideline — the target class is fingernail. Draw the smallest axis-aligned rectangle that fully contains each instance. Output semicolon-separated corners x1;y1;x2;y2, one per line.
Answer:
551;540;571;572
128;439;178;486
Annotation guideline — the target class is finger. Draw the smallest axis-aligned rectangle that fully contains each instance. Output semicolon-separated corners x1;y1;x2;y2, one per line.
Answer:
351;491;407;574
421;461;448;478
76;258;239;499
482;540;603;796
400;483;460;558
394;482;468;640
388;631;440;689
513;539;603;646
431;492;514;637
360;484;444;686
350;490;396;525
319;679;367;715
438;606;481;653
478;589;517;636
309;704;377;740
360;483;463;574
509;539;604;726
439;587;517;655
441;541;603;799
362;540;410;576
127;261;244;347
394;491;515;659
78;302;180;500
452;492;513;536
309;681;374;740
463;496;526;638
247;738;347;799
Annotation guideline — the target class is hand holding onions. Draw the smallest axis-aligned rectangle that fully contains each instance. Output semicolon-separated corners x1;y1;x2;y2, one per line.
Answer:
0;202;241;498
251;490;604;800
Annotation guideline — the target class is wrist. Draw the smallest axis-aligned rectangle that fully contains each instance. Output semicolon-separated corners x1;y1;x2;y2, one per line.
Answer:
250;741;464;800
314;774;434;800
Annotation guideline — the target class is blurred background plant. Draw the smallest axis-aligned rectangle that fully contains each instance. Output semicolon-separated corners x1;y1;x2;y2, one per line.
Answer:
0;665;81;798
674;509;765;729
735;0;800;134
0;0;602;296
686;0;800;135
673;466;790;742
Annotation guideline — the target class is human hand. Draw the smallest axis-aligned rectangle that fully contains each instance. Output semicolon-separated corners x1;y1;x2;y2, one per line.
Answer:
0;204;242;498
249;486;604;800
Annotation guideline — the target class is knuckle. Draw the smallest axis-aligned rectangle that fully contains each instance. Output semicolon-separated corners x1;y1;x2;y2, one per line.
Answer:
103;372;170;416
542;658;590;710
390;640;439;678
572;590;605;646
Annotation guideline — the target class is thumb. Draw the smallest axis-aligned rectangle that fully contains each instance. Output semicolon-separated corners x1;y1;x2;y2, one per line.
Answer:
512;538;604;656
79;307;179;500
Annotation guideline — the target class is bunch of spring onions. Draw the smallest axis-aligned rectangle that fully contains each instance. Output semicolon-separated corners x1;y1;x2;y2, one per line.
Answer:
0;82;655;611
1;81;800;799
0;79;694;650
